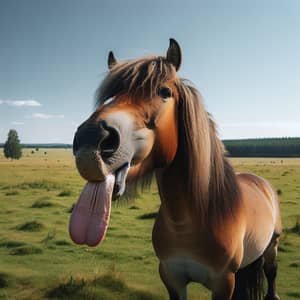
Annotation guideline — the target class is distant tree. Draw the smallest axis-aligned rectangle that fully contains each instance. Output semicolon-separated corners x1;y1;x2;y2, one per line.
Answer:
3;129;22;160
35;147;39;151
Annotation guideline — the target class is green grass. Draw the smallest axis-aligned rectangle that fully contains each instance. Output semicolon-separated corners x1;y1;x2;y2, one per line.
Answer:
46;273;163;300
0;149;299;299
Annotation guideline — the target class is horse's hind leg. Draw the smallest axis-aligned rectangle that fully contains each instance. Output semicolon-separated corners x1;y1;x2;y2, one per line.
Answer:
159;263;187;300
263;233;280;300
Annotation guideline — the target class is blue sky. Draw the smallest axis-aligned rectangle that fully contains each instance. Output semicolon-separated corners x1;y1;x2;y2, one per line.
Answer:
0;0;299;143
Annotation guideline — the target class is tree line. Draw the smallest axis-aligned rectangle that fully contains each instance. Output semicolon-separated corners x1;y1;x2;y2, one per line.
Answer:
224;137;300;157
1;130;300;159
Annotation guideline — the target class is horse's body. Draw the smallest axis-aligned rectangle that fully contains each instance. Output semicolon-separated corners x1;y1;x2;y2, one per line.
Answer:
70;39;281;300
154;170;281;299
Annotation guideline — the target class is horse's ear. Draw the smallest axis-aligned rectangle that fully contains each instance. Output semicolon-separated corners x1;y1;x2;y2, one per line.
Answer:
166;38;182;71
108;51;117;69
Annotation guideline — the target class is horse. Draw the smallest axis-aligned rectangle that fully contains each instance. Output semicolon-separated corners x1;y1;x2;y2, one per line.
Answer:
69;39;281;300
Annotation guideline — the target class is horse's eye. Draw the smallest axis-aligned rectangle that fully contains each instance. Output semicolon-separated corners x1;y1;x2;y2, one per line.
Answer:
158;87;172;100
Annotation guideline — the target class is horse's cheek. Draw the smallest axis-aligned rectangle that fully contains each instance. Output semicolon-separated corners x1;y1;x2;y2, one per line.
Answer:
153;100;178;167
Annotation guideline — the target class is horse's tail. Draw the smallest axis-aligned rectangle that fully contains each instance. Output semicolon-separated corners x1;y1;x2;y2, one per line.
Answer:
232;256;264;300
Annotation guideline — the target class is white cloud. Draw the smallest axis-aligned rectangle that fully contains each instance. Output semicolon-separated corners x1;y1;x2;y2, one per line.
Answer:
0;99;41;107
11;121;25;125
32;113;64;119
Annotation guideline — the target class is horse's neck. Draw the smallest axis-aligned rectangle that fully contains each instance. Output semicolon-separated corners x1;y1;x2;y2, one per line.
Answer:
155;153;240;226
155;162;192;222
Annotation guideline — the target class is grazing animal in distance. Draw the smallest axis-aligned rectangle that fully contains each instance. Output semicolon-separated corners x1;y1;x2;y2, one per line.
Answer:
70;38;281;300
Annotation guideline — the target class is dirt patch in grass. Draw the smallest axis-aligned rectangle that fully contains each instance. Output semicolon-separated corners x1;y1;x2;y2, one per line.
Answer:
10;245;43;255
16;221;44;232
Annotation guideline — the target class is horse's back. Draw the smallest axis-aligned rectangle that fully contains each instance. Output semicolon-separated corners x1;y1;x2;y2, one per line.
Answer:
237;173;281;268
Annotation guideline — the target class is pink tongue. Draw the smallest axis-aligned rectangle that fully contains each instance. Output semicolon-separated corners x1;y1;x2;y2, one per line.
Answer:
69;174;115;247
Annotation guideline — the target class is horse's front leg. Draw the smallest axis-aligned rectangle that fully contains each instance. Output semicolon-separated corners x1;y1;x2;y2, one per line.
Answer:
159;262;187;300
211;272;235;300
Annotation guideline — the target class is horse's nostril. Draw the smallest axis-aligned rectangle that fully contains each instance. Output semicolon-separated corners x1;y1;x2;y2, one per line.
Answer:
99;126;120;158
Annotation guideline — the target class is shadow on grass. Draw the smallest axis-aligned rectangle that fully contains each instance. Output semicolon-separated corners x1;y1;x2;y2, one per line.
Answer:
67;203;75;213
47;273;163;300
286;292;300;299
283;217;300;236
31;199;54;208
5;190;19;196
54;240;72;246
0;240;26;248
137;212;158;220
57;190;72;197
9;245;43;255
16;221;44;232
0;273;9;288
129;205;140;210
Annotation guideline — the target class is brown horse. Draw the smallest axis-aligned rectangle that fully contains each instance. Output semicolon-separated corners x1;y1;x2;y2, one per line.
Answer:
69;39;281;300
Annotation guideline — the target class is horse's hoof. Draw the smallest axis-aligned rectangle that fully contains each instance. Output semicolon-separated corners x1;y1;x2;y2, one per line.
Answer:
264;295;280;300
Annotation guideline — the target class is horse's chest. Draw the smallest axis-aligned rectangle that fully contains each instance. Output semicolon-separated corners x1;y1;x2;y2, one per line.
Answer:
162;257;212;288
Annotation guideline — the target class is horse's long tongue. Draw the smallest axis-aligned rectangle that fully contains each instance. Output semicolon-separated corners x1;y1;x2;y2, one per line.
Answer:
69;174;115;247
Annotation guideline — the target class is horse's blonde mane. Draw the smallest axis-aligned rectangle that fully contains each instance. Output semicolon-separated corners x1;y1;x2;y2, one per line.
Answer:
177;83;240;225
96;57;241;225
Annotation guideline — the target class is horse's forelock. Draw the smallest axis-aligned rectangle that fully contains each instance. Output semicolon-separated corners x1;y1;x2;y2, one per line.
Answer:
95;56;178;106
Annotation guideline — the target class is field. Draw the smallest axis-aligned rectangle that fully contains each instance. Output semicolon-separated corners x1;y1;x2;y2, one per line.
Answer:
0;149;299;300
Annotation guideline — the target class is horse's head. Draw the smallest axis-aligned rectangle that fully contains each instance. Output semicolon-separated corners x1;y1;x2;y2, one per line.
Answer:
69;39;236;246
73;39;182;198
70;39;188;246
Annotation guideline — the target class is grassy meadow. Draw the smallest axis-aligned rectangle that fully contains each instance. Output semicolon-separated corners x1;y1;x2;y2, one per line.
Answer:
0;149;299;300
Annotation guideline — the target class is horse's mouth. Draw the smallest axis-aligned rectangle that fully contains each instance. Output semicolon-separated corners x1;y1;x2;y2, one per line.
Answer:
112;162;130;200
